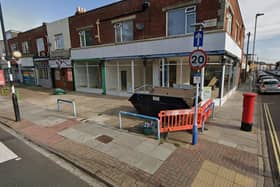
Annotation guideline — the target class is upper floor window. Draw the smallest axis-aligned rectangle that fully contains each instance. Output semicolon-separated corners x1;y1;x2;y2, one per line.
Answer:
10;43;18;52
167;6;196;36
227;11;233;34
36;38;45;55
79;30;93;47
22;41;30;54
114;20;134;43
54;33;64;49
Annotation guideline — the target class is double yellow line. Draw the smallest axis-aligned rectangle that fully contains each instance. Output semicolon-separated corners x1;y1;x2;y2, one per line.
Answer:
263;103;280;174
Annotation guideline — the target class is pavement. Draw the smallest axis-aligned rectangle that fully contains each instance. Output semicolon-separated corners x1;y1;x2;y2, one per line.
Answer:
0;84;274;187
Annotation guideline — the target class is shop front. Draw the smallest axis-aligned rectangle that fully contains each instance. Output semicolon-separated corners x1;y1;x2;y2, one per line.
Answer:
73;59;105;94
34;57;52;88
71;31;242;105
19;57;36;86
49;59;73;90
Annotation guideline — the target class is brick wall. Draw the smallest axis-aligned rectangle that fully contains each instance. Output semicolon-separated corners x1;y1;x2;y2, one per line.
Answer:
69;0;225;48
8;24;48;57
224;0;245;49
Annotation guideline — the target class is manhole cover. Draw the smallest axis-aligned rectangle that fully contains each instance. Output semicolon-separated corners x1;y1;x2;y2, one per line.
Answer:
96;135;113;144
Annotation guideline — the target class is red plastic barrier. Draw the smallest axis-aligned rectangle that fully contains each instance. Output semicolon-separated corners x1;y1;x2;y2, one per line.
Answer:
158;99;214;133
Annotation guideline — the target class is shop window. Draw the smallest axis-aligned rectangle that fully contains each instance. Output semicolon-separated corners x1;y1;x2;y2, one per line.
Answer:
75;62;102;89
203;64;222;99
38;63;49;80
22;41;29;54
54;33;64;49
79;30;93;47
167;6;196;36
114;20;134;43
66;69;73;82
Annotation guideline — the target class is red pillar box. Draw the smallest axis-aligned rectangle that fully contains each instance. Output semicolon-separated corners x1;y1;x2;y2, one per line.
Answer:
241;93;257;131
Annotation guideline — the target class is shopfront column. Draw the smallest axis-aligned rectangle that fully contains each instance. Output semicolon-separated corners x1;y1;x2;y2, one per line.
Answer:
220;64;226;106
117;61;120;91
131;60;135;93
180;58;183;84
161;58;165;87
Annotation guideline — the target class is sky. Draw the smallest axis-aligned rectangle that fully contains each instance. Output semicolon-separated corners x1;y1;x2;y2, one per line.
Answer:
0;0;279;63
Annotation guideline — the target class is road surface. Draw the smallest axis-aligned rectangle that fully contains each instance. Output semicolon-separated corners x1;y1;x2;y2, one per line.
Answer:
0;125;91;187
258;73;280;185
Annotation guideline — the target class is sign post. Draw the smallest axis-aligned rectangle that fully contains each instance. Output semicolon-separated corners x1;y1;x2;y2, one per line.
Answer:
190;30;207;145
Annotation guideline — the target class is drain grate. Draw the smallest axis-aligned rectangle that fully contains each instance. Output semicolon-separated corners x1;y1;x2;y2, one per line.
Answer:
96;135;113;144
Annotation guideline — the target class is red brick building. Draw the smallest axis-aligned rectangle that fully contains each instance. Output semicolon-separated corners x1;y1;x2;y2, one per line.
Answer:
8;24;51;87
69;0;245;105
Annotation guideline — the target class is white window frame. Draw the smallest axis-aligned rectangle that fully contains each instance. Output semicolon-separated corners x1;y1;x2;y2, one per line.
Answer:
79;30;93;47
79;30;86;47
22;41;29;54
114;20;134;43
54;33;64;50
185;6;196;34
11;43;17;52
227;10;233;34
167;6;196;36
36;38;45;55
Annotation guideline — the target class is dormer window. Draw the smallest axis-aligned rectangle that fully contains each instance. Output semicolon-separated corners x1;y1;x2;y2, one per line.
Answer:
167;6;196;36
114;20;134;43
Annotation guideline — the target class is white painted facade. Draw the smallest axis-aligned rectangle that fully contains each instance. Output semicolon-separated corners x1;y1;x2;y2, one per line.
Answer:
46;18;71;52
71;31;242;60
72;31;242;106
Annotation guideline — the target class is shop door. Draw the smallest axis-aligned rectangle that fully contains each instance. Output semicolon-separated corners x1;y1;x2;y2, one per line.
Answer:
121;71;127;91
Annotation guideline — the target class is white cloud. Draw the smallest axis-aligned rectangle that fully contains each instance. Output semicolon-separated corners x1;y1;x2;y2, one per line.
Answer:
239;0;280;63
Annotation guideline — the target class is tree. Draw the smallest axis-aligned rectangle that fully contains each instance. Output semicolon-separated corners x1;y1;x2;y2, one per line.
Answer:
276;61;280;70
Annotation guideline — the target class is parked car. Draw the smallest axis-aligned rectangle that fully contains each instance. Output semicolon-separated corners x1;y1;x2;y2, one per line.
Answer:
258;75;274;83
257;74;269;82
259;79;280;94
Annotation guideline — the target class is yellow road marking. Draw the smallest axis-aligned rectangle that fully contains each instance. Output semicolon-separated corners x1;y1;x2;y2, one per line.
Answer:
263;103;280;175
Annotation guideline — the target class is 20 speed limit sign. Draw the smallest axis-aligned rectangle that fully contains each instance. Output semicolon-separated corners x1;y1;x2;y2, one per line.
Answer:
189;49;208;70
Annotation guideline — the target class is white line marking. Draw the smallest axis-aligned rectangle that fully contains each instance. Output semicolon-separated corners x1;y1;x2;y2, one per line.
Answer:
0;142;18;163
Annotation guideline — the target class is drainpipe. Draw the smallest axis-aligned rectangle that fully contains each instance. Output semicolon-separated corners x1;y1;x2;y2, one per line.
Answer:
95;19;101;43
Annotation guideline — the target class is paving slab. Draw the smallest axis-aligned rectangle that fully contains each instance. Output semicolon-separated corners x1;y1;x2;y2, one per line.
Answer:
135;155;163;174
59;128;93;144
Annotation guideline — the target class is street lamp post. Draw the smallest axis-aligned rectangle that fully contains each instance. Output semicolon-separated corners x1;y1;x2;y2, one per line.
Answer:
252;13;264;72
0;2;21;121
244;32;250;81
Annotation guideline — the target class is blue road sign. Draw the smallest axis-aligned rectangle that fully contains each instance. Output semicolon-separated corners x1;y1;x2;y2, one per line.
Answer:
193;31;204;47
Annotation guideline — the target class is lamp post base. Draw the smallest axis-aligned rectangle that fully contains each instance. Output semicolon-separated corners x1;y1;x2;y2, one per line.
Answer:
12;93;21;122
